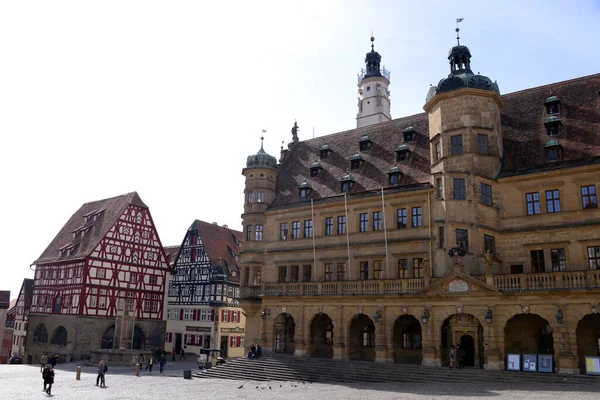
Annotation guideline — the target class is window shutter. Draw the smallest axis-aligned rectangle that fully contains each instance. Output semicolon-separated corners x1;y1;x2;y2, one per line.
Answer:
230;336;234;347
184;334;188;344
169;332;172;343
211;310;215;321
229;310;233;322
221;310;225;321
193;309;197;321
180;309;184;320
198;335;203;346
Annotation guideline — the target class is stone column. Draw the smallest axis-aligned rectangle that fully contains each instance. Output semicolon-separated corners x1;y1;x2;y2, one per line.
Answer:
421;309;441;366
374;308;387;363
555;322;578;374
332;306;346;360
482;321;504;370
294;306;307;357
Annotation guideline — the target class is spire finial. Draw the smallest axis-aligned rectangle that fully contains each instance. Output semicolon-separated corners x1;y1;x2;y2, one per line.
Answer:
455;18;464;46
370;32;375;50
260;129;266;150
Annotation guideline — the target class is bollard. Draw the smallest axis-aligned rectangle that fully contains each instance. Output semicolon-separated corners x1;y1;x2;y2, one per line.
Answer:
136;363;140;377
76;365;81;380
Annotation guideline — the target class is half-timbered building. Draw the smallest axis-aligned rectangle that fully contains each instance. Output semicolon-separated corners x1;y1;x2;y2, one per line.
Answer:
0;292;11;363
164;220;246;358
10;279;33;359
27;192;170;362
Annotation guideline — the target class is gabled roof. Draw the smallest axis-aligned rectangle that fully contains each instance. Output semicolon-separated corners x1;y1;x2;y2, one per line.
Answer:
16;278;34;309
163;246;180;267
192;220;243;282
271;73;600;207
34;192;148;265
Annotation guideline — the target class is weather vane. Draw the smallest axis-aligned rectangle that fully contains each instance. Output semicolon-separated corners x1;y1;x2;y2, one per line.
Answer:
456;18;464;46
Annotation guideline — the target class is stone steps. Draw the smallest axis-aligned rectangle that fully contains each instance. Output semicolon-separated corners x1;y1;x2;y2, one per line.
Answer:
194;355;600;385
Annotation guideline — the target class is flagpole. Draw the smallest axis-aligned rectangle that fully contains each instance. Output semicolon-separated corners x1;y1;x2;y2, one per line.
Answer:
311;199;317;281
344;194;351;280
381;188;389;279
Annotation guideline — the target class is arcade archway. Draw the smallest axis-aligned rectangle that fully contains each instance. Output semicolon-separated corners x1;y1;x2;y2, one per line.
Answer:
349;314;375;361
505;314;554;370
273;313;295;354
576;314;600;374
310;313;334;359
392;315;422;364
441;313;484;368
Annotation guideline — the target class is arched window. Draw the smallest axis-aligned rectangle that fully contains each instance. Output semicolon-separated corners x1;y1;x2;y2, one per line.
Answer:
101;325;115;349
51;326;68;346
33;324;48;344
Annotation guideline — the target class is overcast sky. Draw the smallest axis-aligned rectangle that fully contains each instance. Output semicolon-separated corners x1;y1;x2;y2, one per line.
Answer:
1;1;599;301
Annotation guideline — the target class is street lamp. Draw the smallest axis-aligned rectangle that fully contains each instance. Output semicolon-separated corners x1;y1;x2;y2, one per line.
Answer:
421;308;430;325
485;308;493;325
556;308;564;324
373;309;383;323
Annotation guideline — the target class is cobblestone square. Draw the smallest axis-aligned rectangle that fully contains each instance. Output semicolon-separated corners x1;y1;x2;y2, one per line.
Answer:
2;362;600;400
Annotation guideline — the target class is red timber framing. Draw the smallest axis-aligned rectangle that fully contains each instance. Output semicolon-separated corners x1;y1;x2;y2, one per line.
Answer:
31;195;169;321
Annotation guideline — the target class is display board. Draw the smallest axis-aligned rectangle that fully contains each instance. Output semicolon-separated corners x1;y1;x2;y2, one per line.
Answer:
538;354;553;373
585;356;600;375
507;353;521;371
523;354;537;372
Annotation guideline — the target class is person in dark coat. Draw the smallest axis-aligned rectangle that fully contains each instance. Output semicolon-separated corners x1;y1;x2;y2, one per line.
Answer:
43;366;55;395
255;344;262;358
179;346;187;360
159;354;166;373
456;345;465;369
147;355;154;373
172;347;176;362
50;354;57;368
96;360;107;387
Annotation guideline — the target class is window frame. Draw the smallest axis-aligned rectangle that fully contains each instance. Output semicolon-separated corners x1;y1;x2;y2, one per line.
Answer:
588;246;600;270
337;216;346;234
456;229;469;253
481;183;492;206
397;208;407;229
303;219;313;238
280;222;288;240
582;185;598;209
255;224;263;241
397;259;408;278
325;217;333;236
526;192;541;215
477;134;488;154
359;261;369;280
292;221;301;239
450;135;464;155
545;189;561;213
453;178;466;200
550;248;567;272
412;207;423;228
373;211;383;231
531;249;546;273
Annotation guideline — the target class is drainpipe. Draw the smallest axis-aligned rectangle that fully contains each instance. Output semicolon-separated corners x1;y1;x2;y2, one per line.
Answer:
427;191;433;285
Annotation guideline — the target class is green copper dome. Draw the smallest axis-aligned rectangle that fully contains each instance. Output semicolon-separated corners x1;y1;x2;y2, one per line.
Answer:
246;139;277;169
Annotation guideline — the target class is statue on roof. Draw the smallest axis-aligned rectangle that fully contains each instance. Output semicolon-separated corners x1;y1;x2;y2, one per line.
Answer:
291;120;299;142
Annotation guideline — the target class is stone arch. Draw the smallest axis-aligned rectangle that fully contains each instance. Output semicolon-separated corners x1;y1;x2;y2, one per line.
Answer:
392;314;422;364
50;326;68;346
151;327;162;347
309;313;333;359
133;326;145;350
273;313;295;354
101;325;115;349
348;314;375;361
505;313;555;371
576;313;600;374
441;313;484;368
33;324;48;344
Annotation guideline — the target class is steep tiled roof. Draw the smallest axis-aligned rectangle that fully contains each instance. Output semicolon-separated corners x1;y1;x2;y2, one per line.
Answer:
0;291;10;309
34;192;148;264
193;220;243;283
16;278;34;309
163;245;180;267
272;73;600;206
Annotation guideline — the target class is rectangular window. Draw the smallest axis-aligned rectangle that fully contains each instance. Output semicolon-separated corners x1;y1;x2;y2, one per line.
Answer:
336;262;345;281
360;261;369;280
456;229;469;252
184;309;193;320
257;192;265;203
280;223;288;240
129;273;137;284
436;178;443;199
303;264;312;282
248;192;255;203
290;265;299;282
588;246;600;270
484;234;496;254
97;269;105;279
526;192;541;215
438;226;444;249
149;275;157;285
481;183;492;206
304;220;313;238
413;258;423;278
278;266;287;283
451;135;463;155
325;217;333;236
477;134;488;154
412;207;422;227
290;221;300;239
453;178;466;200
373;260;383;279
325;263;333;281
434;141;441;161
337;216;346;234
246;225;252;241
373;211;382;231
359;213;369;232
551;248;567;272
397;209;407;228
531;250;545;273
546;190;561;213
582;185;598;209
255;225;263;241
252;269;261;286
397;259;408;278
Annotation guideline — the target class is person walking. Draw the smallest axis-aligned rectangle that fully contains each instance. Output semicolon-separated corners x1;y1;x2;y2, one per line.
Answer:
50;354;57;368
137;354;144;367
255;344;262;358
179;346;186;360
147;355;154;373
43;366;55;395
172;347;176;362
96;360;107;387
159;354;166;373
456;345;465;369
449;345;457;369
40;353;48;373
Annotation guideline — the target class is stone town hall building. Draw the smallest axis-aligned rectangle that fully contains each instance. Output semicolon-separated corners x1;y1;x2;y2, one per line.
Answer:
239;36;600;374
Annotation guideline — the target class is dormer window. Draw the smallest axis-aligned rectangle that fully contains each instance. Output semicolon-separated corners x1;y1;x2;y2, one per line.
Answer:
402;125;416;142
544;115;562;136
319;143;333;159
310;162;323;177
545;139;562;161
544;95;561;115
298;181;312;199
395;145;411;162
388;166;403;185
340;174;355;193
359;136;373;151
350;154;364;170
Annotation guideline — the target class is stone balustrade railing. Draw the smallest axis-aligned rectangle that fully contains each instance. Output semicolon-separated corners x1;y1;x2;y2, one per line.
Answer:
493;270;600;291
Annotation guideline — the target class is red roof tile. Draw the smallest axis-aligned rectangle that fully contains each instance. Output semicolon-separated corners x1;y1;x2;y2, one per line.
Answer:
192;220;243;282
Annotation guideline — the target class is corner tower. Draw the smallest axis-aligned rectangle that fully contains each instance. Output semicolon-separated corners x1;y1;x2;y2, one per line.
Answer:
356;36;391;128
424;27;503;276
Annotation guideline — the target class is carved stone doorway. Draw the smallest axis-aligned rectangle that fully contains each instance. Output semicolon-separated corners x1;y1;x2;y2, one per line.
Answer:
273;313;295;354
441;313;484;368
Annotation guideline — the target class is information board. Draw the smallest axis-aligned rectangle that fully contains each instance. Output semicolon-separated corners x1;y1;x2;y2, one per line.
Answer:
507;353;520;371
585;356;600;375
523;354;537;372
538;354;553;373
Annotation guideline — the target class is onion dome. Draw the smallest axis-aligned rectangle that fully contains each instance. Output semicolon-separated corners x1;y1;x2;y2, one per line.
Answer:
246;136;277;169
363;36;382;79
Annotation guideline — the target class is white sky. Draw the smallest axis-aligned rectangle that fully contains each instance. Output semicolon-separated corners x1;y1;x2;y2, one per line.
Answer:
1;1;599;301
